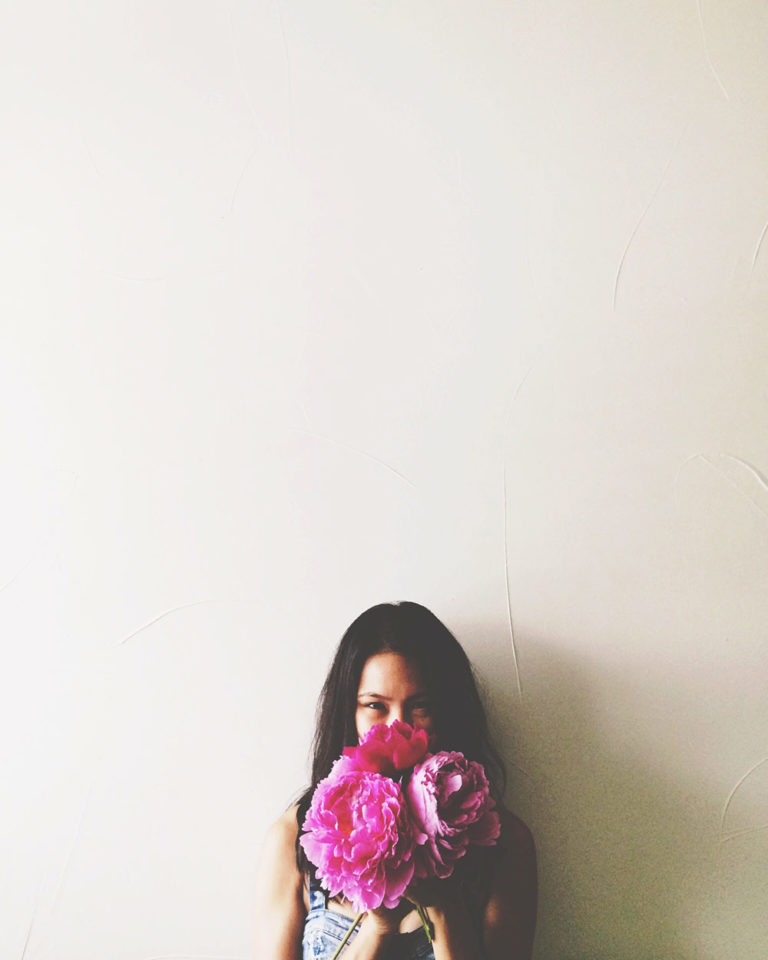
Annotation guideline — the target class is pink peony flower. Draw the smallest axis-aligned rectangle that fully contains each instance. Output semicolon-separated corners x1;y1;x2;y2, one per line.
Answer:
405;751;501;879
300;759;416;912
341;720;429;778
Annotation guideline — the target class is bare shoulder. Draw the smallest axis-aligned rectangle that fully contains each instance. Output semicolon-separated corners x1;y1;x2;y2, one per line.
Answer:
262;804;301;854
498;806;536;860
494;805;537;887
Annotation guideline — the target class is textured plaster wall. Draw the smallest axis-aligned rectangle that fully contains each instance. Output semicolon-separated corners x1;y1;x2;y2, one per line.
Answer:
1;2;766;959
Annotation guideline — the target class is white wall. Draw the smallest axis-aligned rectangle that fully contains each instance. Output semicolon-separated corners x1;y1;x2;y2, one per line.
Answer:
2;2;766;958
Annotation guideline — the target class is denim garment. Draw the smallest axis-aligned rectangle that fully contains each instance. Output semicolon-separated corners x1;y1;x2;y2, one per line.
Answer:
302;877;434;960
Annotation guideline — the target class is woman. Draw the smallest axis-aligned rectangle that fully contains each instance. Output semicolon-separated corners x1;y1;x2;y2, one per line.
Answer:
255;601;537;959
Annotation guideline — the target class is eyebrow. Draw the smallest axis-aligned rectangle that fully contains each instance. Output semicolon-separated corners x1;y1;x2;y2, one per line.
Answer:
357;692;428;701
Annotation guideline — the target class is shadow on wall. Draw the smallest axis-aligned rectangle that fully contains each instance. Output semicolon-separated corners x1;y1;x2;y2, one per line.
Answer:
472;631;741;960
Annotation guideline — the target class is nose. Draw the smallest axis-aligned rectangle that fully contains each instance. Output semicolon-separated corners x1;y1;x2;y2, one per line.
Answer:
389;704;406;725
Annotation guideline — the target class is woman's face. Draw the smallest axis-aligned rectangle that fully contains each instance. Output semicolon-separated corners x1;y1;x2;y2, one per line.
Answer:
355;651;435;743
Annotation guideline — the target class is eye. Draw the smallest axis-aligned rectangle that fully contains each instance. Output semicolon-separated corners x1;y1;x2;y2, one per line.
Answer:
410;700;431;716
364;701;386;712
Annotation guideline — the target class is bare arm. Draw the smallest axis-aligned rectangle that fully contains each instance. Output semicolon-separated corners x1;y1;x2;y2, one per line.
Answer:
481;811;538;960
253;807;305;960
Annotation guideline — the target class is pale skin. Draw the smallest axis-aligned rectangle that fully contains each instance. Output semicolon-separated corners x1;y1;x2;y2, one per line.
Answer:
254;652;538;959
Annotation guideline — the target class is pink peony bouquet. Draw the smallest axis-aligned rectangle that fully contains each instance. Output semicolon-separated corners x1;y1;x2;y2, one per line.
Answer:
406;751;501;880
300;764;416;911
300;720;500;916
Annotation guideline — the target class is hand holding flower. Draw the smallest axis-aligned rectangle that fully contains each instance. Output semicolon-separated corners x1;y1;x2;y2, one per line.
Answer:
402;873;463;912
362;898;414;937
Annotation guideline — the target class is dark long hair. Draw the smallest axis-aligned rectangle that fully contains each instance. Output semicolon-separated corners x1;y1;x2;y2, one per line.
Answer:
295;601;506;871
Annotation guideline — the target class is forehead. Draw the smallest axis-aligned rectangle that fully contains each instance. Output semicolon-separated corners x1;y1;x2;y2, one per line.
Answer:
357;651;425;695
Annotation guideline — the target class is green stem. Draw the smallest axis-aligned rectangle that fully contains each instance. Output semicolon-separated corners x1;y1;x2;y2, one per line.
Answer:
329;912;364;960
416;904;434;944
